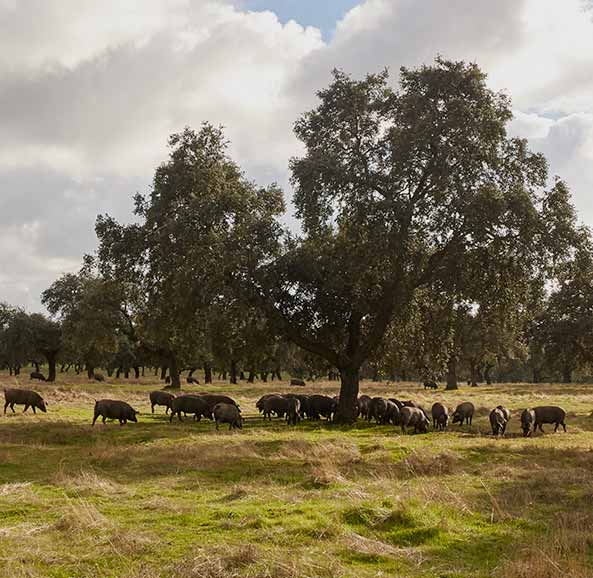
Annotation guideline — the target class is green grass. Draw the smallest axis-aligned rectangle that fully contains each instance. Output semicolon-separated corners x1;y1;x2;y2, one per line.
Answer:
1;372;593;577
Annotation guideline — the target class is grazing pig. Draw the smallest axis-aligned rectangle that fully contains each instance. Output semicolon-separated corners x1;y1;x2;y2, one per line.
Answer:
149;390;175;414
382;400;401;425
388;398;404;410
401;406;430;434
169;395;211;422
431;403;449;431
308;395;336;420
357;395;371;420
30;371;46;382
3;388;47;414
423;380;438;390
497;405;511;423
368;397;388;423
92;399;138;425
94;373;106;382
256;394;279;413
522;406;566;437
494;405;511;436
197;394;240;413
283;394;311;419
290;378;306;386
452;402;475;426
213;402;243;430
490;407;507;437
261;395;287;420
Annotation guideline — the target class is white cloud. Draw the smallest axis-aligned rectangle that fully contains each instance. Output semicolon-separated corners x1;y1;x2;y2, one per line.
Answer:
1;0;593;310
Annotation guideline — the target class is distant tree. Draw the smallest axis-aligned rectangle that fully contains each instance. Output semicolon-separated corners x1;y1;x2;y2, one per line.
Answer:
248;59;580;421
534;236;593;382
94;125;284;388
42;273;123;378
28;314;62;382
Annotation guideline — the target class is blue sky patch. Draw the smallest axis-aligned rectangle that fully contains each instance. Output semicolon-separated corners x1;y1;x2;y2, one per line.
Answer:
240;0;361;38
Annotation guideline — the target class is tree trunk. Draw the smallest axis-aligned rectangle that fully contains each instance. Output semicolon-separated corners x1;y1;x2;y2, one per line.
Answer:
445;356;458;390
261;372;268;383
532;368;542;384
34;362;40;372
160;366;168;380
134;366;140;379
484;364;493;385
335;366;360;424
470;362;479;387
115;367;121;379
46;353;57;383
86;364;95;379
168;356;181;389
240;371;246;381
188;367;196;377
204;363;212;384
247;370;255;384
124;369;129;379
562;367;572;384
275;369;282;380
230;361;238;385
154;367;158;376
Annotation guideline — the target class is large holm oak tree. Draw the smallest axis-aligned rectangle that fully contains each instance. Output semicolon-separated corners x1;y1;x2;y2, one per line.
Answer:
248;58;578;422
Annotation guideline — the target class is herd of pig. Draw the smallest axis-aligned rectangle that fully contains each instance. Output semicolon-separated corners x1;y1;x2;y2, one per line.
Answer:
256;393;568;437
2;387;568;436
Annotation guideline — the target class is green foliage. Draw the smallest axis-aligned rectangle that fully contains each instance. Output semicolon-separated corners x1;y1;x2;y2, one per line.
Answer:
251;58;579;417
94;125;284;386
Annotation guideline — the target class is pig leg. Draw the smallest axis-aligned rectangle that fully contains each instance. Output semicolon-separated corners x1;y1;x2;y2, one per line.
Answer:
23;404;29;413
32;406;37;414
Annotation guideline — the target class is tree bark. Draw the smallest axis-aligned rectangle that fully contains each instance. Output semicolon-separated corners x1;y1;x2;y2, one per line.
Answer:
46;353;57;383
230;361;238;385
204;363;212;384
445;356;458;390
261;372;268;383
86;364;94;379
134;366;140;379
168;356;181;388
484;364;493;385
160;366;168;380
247;370;255;383
532;368;541;384
470;362;479;387
562;367;572;384
335;366;360;423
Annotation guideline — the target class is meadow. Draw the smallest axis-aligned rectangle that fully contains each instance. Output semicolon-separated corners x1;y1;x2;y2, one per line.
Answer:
1;371;593;577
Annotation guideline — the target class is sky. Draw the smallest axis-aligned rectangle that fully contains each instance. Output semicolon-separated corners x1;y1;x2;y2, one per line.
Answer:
1;0;593;311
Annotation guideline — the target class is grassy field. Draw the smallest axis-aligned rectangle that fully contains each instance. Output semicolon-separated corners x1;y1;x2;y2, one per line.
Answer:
1;371;593;578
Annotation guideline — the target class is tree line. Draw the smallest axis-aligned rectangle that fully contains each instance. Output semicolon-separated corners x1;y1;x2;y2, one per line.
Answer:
2;58;592;422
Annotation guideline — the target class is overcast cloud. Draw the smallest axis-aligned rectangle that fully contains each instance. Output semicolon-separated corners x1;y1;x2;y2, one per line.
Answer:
1;0;592;310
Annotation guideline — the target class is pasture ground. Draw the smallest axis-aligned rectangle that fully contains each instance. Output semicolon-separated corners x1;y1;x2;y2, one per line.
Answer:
1;371;593;577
